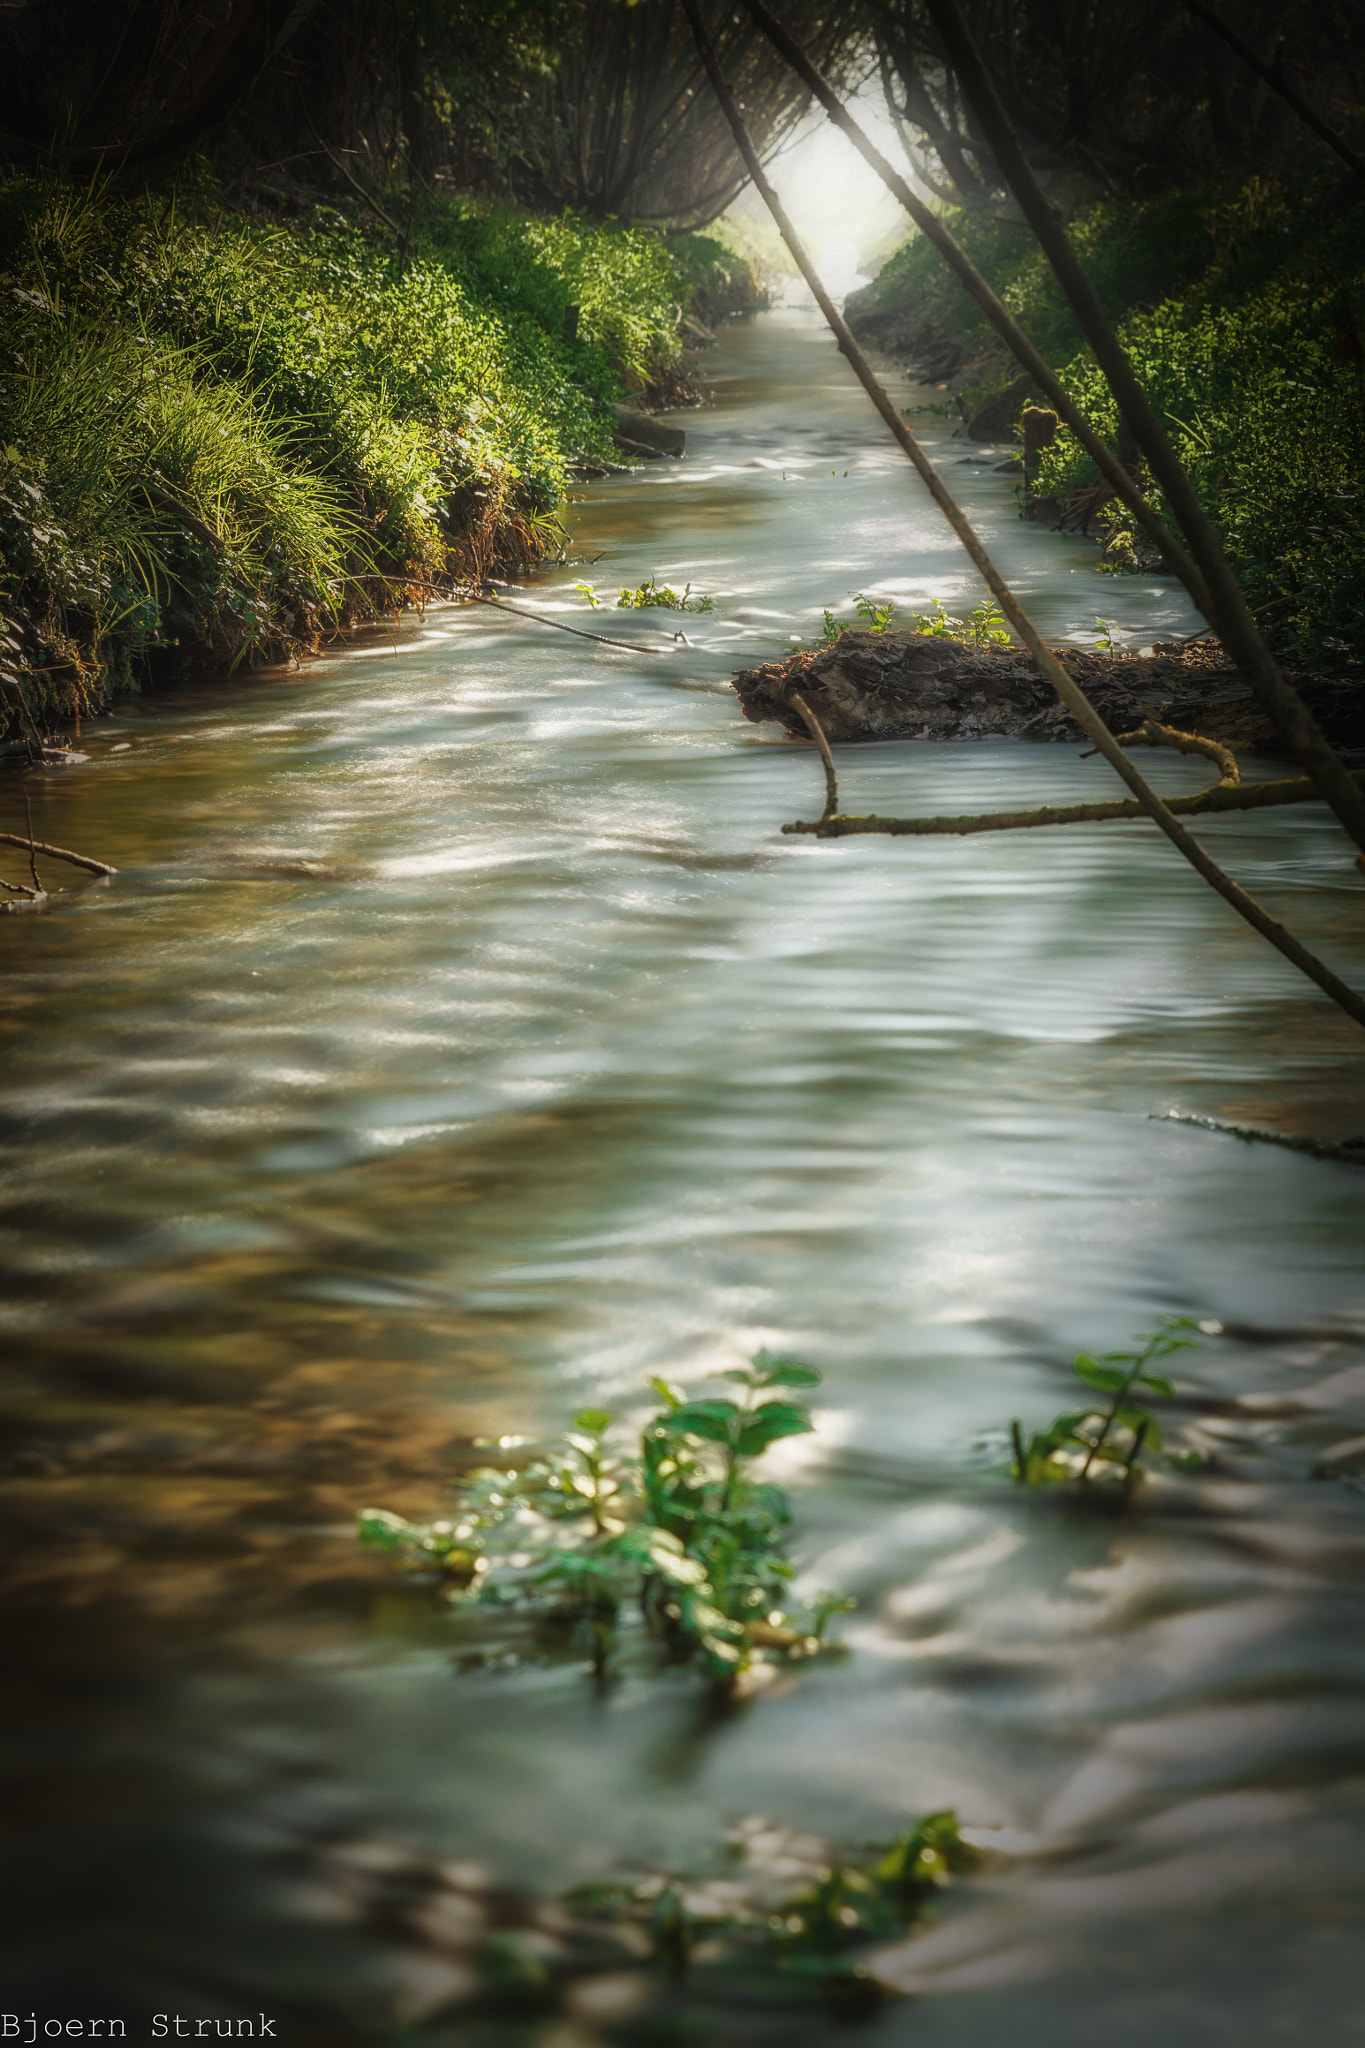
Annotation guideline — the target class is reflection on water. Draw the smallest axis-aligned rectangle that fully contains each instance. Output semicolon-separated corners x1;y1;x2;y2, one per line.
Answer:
2;305;1364;2042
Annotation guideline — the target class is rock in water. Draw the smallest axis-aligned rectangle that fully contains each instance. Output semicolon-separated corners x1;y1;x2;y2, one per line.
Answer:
731;629;1156;743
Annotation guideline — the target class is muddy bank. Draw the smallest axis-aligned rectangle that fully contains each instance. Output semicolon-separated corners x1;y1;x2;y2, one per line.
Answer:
733;629;1365;761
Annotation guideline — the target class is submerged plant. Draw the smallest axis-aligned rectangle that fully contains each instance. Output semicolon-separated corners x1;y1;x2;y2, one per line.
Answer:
1010;1318;1199;1490
571;1809;978;2018
358;1353;847;1692
613;573;715;611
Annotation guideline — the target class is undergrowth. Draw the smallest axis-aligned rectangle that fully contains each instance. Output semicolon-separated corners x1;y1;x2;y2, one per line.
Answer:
0;175;734;732
861;155;1365;662
358;1353;852;1695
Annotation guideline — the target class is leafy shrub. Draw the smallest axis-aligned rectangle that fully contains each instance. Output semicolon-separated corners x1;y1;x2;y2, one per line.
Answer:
358;1353;851;1693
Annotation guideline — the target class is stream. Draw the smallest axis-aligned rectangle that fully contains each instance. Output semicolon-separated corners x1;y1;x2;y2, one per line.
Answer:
3;301;1365;2044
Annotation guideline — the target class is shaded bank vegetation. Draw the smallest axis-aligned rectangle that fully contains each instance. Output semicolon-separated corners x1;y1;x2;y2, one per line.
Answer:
840;0;1365;667
847;157;1365;665
0;0;819;741
0;178;748;731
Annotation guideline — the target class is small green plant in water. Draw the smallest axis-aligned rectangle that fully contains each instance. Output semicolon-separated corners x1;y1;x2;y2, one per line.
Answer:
962;597;1012;647
358;1353;847;1693
572;1809;978;2018
614;574;715;611
1011;1318;1200;1490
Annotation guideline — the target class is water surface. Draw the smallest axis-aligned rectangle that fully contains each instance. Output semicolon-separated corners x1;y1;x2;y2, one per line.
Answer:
2;304;1364;2044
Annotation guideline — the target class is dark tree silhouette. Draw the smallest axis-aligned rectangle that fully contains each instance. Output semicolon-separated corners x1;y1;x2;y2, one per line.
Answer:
865;0;1365;200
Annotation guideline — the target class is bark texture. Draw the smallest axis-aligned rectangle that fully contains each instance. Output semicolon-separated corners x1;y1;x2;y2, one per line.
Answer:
733;629;1167;743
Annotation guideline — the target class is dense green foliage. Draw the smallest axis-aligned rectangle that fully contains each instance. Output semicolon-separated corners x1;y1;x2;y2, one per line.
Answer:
358;1354;851;1694
0;176;708;724
862;158;1365;662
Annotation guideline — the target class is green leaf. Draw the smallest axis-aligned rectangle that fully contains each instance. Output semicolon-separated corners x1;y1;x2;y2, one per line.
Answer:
1133;1373;1173;1398
573;1407;612;1434
658;1398;739;1444
1034;1410;1090;1448
647;1376;684;1409
653;1548;710;1589
1073;1355;1127;1392
737;1401;814;1457
752;1351;822;1389
357;1508;413;1549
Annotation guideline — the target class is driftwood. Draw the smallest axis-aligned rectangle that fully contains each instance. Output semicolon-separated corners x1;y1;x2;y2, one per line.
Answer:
788;690;838;817
470;592;670;655
400;580;670;655
734;630;1154;743
1101;718;1239;786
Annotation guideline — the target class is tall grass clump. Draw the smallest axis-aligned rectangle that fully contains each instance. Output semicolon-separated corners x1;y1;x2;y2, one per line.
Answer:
0;173;723;732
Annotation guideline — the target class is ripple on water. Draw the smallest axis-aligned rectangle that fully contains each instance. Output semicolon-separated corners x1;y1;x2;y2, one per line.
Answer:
1;302;1364;2041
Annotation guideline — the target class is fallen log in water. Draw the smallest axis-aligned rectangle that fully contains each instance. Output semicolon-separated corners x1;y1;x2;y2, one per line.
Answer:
734;629;1177;744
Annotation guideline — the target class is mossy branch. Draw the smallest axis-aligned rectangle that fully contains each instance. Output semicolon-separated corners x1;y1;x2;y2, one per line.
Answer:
1104;718;1240;788
782;769;1365;838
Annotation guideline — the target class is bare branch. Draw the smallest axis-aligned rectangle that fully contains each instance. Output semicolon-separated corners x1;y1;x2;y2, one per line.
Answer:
0;832;116;876
782;770;1365;839
1180;0;1365;184
788;691;839;818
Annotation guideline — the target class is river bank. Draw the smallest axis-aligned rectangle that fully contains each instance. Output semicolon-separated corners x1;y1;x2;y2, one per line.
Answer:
844;152;1365;677
0;173;761;745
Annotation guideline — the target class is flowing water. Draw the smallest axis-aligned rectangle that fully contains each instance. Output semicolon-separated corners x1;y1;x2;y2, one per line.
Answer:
3;303;1365;2044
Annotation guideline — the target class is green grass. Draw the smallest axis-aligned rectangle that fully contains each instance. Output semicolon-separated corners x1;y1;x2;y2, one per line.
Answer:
0;176;721;727
863;158;1365;661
